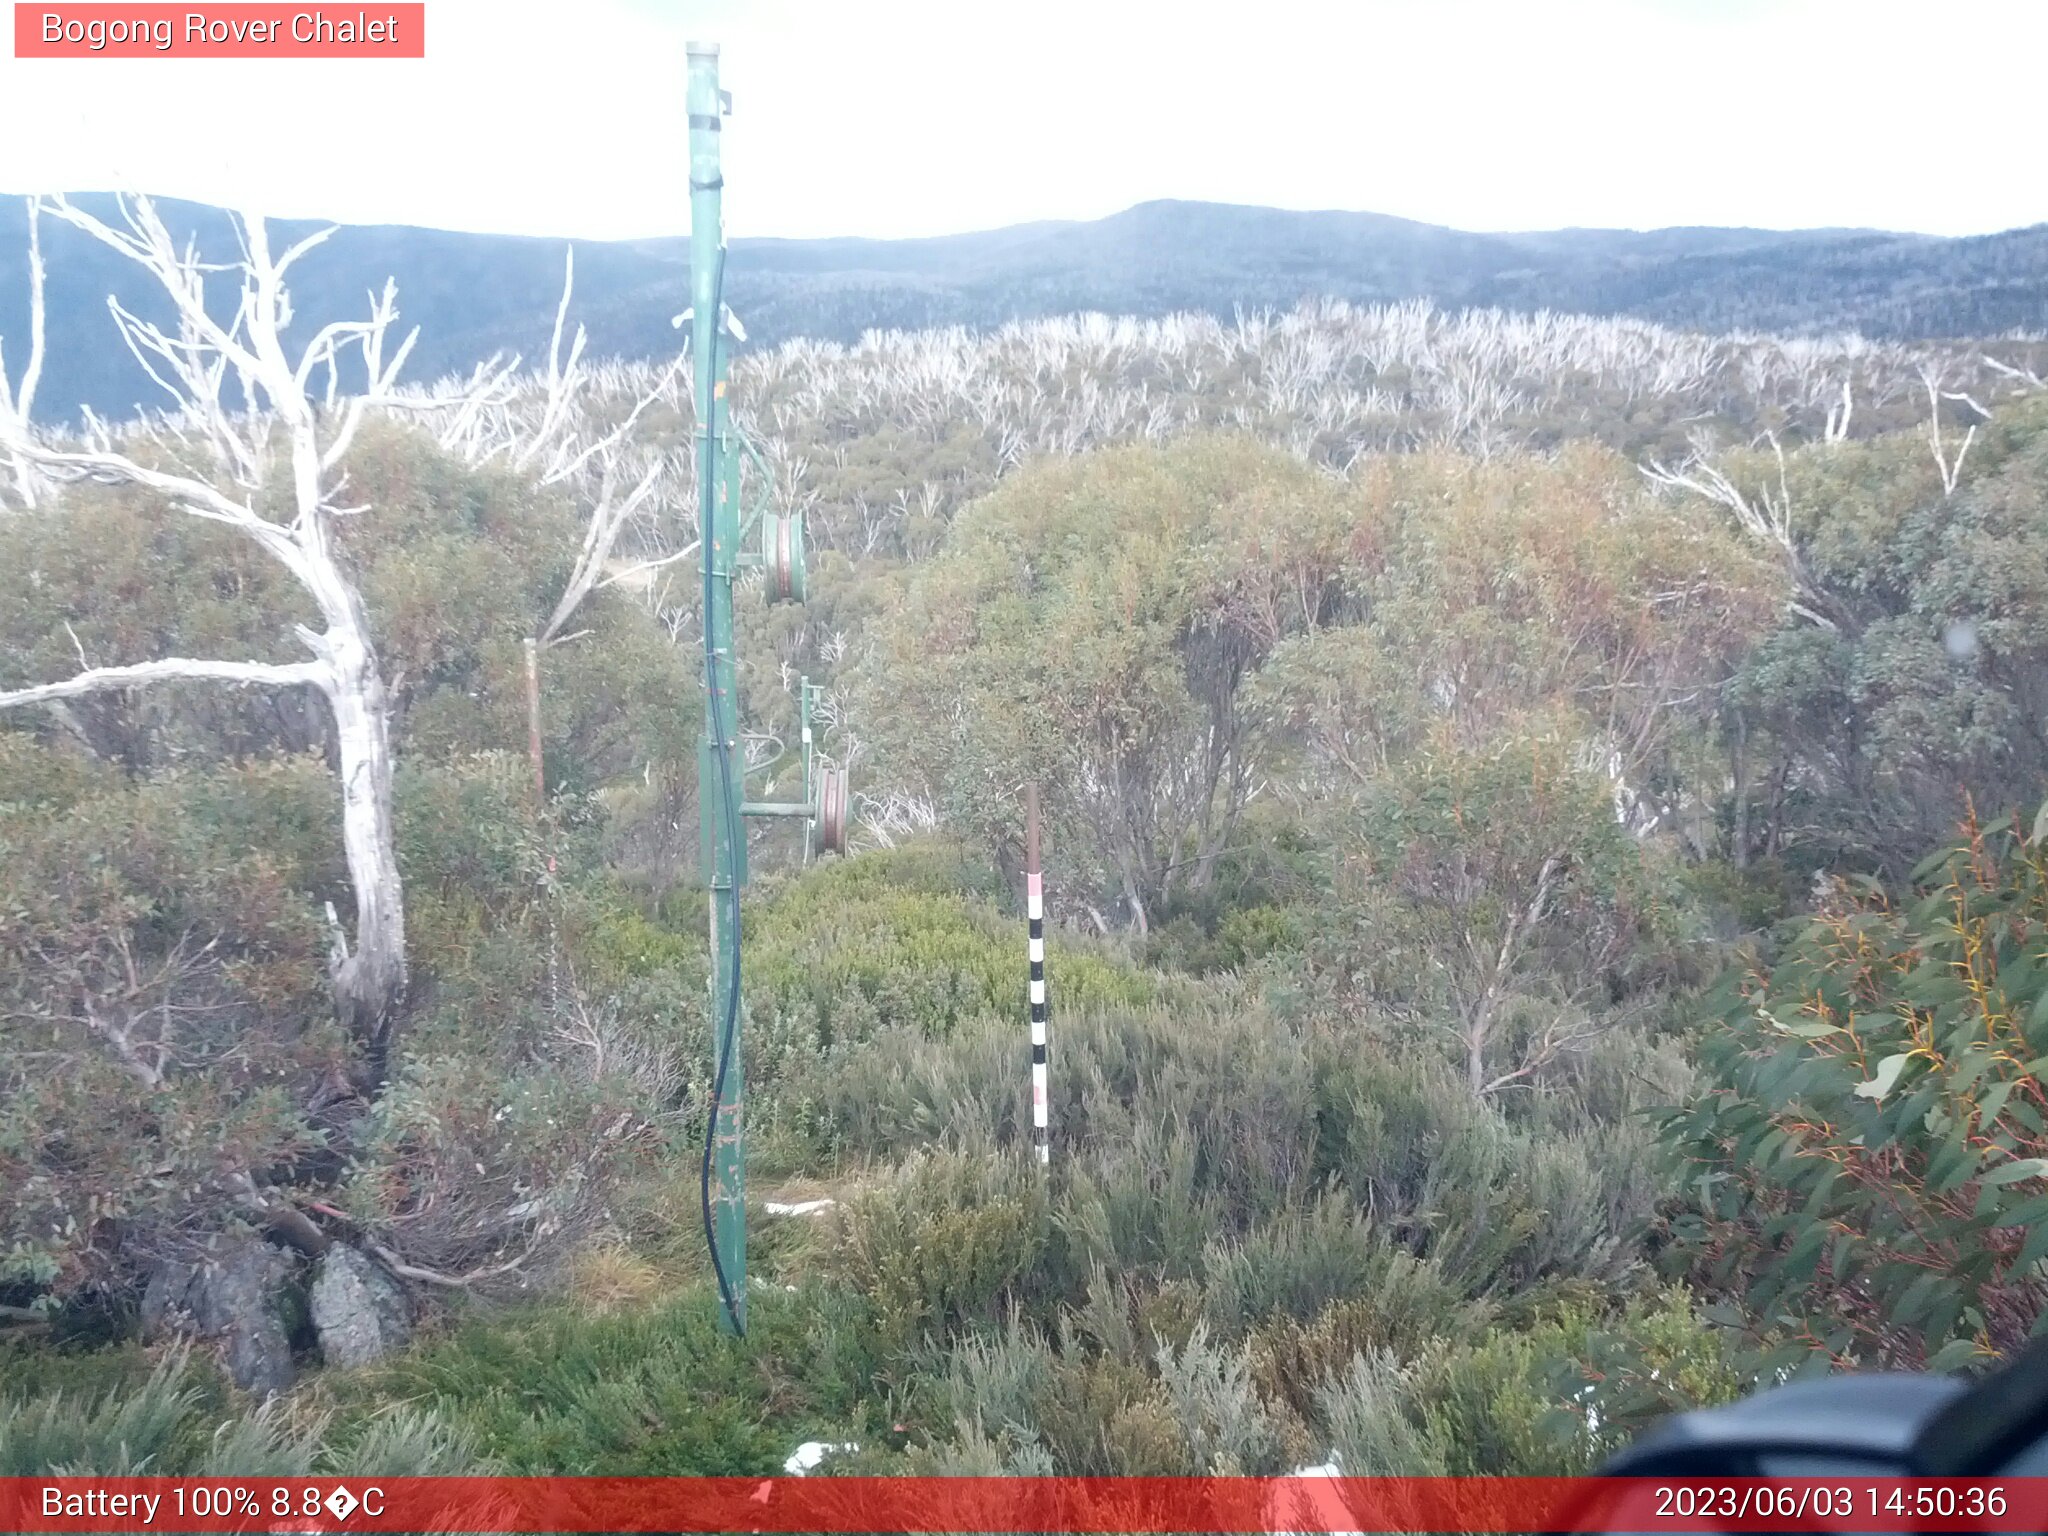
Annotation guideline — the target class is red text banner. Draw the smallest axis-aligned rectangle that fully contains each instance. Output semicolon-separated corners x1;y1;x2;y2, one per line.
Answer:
14;5;425;58
2;1476;2046;1533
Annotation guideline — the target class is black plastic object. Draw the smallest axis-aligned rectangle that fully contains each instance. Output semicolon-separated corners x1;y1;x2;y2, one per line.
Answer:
1600;1374;1968;1478
1553;1374;1960;1534
1552;1337;2048;1534
1910;1336;2048;1475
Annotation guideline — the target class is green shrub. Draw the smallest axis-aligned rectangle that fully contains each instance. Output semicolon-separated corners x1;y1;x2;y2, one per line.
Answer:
1400;1291;1749;1476
1284;1291;1746;1480
942;1316;1056;1442
1153;1323;1291;1473
1314;1349;1449;1475
0;758;340;1298
1203;1198;1460;1338
1036;1000;1316;1226
833;1148;1057;1349
321;1282;881;1474
745;846;1155;1090
787;1017;1028;1163
1058;1114;1219;1285
1315;1043;1651;1295
0;1344;488;1476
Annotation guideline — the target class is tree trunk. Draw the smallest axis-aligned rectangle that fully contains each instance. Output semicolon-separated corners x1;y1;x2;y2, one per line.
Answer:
1765;756;1790;857
323;615;407;1084
1119;861;1150;939
524;637;545;807
2;195;433;1105
1731;709;1751;871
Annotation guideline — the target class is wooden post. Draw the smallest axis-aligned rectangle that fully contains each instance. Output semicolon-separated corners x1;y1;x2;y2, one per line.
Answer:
523;637;545;811
525;635;560;1024
1026;782;1049;1164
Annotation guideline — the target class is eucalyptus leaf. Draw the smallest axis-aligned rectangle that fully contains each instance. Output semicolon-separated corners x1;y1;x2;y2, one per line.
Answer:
1978;1157;2048;1189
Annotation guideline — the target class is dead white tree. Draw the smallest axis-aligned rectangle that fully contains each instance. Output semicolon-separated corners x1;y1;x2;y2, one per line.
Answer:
0;194;432;1072
0;197;46;506
1823;377;1853;444
1643;433;1841;632
1920;362;1986;497
856;787;941;850
401;250;698;662
492;251;698;816
1983;354;2048;394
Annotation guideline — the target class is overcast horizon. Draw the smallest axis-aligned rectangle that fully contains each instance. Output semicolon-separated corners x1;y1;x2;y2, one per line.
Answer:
4;190;2019;247
2;0;2044;243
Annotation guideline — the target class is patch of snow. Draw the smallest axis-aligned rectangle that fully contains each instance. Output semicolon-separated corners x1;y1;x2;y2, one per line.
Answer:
784;1440;858;1475
765;1197;836;1216
1272;1454;1357;1536
1577;1382;1603;1435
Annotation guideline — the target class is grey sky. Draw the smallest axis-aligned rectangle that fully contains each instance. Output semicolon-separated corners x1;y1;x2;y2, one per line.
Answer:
1;0;2041;241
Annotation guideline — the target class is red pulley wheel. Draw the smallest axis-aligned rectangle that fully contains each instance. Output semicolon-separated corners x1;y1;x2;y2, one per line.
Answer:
812;766;850;857
773;514;794;602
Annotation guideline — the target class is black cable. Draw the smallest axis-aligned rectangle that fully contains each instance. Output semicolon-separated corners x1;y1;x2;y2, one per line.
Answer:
697;242;745;1337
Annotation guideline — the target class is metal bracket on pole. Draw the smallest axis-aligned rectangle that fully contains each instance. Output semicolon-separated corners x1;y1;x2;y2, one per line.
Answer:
740;678;848;856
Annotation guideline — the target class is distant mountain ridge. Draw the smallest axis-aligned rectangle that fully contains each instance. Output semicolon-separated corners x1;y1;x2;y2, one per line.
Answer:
2;195;2043;424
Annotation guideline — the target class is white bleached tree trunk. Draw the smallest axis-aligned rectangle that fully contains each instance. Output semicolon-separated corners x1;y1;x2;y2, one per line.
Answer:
524;252;690;652
0;197;45;506
0;194;437;1071
1642;432;1844;633
414;248;693;803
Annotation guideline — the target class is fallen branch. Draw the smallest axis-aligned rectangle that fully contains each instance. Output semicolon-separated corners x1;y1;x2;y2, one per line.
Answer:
364;1237;543;1291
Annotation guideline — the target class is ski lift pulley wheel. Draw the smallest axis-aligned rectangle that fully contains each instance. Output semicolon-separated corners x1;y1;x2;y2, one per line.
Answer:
812;765;850;857
765;513;808;605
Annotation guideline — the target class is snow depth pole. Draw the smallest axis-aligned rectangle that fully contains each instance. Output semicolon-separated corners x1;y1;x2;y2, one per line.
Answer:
1026;783;1050;1164
689;38;747;1337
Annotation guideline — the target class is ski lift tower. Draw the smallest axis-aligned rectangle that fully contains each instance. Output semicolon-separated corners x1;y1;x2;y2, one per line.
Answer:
687;40;850;1337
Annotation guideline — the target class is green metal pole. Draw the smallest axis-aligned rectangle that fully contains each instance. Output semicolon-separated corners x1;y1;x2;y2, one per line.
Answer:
689;38;745;1336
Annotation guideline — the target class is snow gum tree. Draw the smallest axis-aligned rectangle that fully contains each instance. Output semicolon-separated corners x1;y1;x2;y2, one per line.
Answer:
0;195;442;1077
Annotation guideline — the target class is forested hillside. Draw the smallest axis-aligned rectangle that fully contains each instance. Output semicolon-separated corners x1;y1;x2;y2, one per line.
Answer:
3;199;2047;1480
5;194;2047;425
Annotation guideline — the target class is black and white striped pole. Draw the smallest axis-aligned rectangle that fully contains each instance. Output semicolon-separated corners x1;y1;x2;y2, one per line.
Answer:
1026;782;1050;1164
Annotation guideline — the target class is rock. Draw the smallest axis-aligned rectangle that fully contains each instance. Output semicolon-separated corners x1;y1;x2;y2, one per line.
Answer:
309;1244;412;1367
142;1241;297;1398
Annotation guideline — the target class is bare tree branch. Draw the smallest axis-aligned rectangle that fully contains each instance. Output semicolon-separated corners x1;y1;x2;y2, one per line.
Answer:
539;456;668;646
1643;434;1842;631
0;196;46;505
0;656;329;710
1983;354;2048;393
1823;377;1853;444
1921;363;1980;497
364;1236;543;1290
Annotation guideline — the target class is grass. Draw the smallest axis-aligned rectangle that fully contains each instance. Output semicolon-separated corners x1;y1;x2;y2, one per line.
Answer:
309;1278;891;1475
